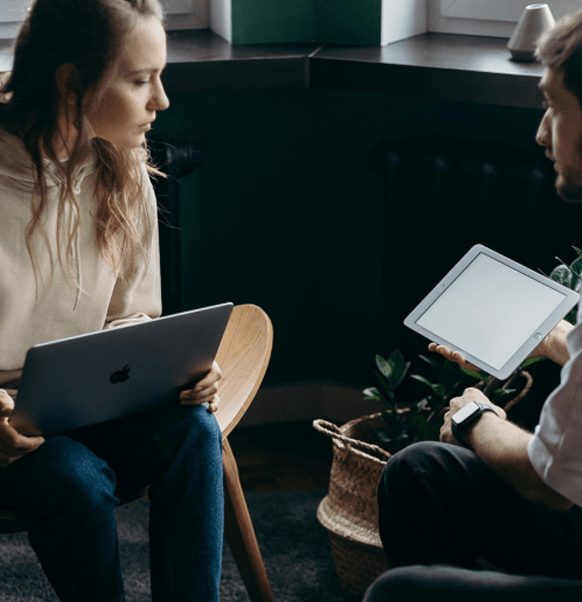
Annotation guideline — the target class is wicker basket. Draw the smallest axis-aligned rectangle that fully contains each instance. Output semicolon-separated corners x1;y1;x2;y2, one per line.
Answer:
313;413;391;601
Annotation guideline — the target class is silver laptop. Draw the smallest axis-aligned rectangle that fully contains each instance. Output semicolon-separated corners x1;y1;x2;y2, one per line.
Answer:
10;302;233;436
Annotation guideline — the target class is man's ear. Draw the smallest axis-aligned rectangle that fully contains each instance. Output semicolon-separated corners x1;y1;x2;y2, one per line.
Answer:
55;63;79;107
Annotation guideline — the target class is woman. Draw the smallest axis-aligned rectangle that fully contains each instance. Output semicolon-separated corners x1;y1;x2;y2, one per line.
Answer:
0;1;224;601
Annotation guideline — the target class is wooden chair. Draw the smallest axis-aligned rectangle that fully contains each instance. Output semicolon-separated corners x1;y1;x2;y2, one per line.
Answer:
0;303;275;602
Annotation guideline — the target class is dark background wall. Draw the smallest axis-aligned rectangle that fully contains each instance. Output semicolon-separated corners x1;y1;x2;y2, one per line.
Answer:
154;88;554;388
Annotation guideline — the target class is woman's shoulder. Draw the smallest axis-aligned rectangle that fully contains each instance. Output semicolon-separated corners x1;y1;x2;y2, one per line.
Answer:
0;122;35;186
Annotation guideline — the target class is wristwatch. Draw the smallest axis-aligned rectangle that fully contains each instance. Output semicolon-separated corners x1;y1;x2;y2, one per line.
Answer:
451;400;498;449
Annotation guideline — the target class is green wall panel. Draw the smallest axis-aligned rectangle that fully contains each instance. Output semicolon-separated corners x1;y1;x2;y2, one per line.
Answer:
230;0;382;45
316;0;382;46
155;89;543;386
232;0;315;44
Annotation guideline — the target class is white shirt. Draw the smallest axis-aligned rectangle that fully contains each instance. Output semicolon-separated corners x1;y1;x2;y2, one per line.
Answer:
528;303;582;507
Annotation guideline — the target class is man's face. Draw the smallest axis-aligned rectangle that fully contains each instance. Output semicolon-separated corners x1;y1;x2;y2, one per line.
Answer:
536;67;582;203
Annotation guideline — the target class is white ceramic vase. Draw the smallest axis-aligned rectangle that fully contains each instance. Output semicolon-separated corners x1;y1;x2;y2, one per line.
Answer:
507;3;556;62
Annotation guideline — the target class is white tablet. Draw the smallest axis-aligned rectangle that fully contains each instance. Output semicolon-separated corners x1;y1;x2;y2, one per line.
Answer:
404;244;580;380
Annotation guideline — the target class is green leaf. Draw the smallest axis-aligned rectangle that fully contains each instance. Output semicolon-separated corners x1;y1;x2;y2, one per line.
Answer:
371;428;395;444
438;360;464;389
409;374;447;398
547;247;582;293
432;384;447;397
494;388;516;397
388;351;410;389
571;256;582;276
549;264;571;287
376;351;410;391
520;356;545;368
410;414;441;442
378;386;399;413
418;354;443;371
461;368;486;380
375;354;392;378
363;387;381;401
375;373;396;404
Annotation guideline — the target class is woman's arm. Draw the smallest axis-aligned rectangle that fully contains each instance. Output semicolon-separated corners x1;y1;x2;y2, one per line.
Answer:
0;390;44;467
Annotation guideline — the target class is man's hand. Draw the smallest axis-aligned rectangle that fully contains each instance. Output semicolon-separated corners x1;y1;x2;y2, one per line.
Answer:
428;343;480;371
532;319;573;366
179;361;222;413
429;319;573;370
0;390;44;468
440;388;572;511
440;387;506;446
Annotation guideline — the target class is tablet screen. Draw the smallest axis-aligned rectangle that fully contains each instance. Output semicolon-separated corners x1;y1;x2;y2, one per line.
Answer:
415;253;566;370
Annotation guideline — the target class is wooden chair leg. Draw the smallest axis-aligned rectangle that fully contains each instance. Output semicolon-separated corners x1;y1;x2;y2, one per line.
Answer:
223;438;275;602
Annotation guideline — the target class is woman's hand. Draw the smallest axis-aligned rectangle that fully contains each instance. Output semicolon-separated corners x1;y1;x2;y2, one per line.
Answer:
0;390;44;468
179;361;222;413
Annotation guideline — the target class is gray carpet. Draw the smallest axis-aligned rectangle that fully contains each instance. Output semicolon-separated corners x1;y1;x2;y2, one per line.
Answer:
0;489;348;601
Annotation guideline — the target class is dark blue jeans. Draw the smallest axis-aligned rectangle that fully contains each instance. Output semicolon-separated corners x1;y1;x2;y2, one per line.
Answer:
0;403;224;602
371;441;582;599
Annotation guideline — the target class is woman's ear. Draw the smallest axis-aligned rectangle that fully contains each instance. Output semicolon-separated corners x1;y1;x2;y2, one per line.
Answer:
55;63;79;107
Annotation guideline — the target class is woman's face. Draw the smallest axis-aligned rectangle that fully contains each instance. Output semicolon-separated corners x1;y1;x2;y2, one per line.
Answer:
87;15;170;149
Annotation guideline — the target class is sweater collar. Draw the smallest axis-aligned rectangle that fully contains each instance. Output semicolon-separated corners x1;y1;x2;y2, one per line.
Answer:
0;126;96;190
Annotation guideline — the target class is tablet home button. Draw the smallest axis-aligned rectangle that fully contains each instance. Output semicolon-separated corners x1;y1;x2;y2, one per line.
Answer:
534;332;543;340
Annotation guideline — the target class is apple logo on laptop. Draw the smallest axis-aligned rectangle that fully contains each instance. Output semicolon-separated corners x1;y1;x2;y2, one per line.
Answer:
110;364;131;384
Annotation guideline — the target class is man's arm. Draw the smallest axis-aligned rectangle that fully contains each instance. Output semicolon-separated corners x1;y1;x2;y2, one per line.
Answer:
441;387;574;512
536;319;573;366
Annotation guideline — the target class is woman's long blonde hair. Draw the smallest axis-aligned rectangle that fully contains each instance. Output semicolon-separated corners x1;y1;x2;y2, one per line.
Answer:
0;0;164;291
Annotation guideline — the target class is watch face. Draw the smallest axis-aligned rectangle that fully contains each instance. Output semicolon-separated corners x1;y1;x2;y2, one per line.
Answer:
452;401;480;425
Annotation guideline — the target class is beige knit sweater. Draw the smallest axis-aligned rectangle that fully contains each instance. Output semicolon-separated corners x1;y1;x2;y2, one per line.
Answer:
0;127;162;384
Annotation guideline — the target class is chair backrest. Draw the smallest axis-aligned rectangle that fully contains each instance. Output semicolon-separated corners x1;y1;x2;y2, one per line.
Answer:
214;304;273;437
0;303;273;530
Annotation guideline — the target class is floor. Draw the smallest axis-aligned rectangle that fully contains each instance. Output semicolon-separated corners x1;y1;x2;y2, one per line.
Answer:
227;421;333;492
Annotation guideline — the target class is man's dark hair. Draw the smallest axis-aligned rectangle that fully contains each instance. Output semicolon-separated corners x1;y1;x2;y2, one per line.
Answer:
537;10;582;108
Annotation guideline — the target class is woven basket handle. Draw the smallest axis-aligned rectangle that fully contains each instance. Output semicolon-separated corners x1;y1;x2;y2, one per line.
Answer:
313;419;391;462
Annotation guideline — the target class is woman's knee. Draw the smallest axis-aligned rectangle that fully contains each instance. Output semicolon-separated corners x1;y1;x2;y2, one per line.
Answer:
23;436;117;513
154;404;223;466
179;405;222;452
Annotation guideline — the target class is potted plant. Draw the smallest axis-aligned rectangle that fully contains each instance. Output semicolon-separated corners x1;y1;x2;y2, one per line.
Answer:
361;347;540;453
314;248;581;601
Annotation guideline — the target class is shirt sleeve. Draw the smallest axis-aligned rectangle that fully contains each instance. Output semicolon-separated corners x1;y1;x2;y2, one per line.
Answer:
104;170;162;328
527;315;582;507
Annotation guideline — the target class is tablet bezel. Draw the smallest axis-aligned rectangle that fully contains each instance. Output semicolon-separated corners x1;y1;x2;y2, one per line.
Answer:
403;244;580;380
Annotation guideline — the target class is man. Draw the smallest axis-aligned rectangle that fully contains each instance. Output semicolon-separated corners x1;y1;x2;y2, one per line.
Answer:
365;11;582;602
